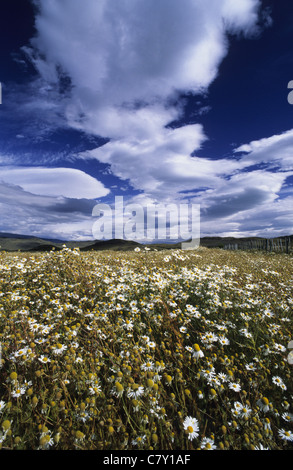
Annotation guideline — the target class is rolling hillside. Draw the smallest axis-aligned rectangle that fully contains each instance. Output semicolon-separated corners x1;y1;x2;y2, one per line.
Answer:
0;232;292;252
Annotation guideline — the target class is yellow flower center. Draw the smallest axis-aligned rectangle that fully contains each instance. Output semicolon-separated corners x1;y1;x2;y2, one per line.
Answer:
40;435;51;446
2;420;11;431
115;382;124;392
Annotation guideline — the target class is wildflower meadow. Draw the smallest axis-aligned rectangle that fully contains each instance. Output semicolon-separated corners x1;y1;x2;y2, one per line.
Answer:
0;246;292;450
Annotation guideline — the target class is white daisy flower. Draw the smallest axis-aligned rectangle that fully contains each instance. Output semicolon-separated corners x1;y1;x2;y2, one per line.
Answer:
229;382;241;392
38;355;51;364
183;416;199;441
278;429;293;441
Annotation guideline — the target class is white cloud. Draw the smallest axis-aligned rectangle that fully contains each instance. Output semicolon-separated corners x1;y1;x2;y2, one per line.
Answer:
81;123;257;202
0;167;109;199
27;0;262;141
221;0;261;34
0;179;99;240
25;0;265;223
82;124;210;195
235;128;293;171
9;0;290;240
198;170;288;213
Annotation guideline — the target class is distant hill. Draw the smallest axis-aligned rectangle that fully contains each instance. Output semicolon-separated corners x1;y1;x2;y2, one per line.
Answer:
0;233;173;252
0;232;292;252
0;231;185;252
80;238;142;251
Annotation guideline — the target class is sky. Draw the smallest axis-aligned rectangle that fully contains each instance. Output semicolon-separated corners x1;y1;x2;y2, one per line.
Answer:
0;0;293;242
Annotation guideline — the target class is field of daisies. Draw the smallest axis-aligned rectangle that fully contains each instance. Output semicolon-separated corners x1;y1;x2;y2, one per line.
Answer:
0;245;292;450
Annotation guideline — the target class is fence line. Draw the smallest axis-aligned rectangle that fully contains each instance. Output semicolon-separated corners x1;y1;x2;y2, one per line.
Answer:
224;237;291;254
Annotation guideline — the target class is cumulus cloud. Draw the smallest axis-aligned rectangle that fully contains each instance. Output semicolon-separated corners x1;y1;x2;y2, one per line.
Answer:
29;1;247;90
83;123;253;202
195;148;293;237
27;0;263;143
235;128;293;171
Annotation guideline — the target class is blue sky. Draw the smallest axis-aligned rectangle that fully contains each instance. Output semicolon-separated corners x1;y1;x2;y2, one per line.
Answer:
0;0;293;241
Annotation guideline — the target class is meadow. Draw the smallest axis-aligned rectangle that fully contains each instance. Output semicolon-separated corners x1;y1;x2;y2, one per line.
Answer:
0;245;292;450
